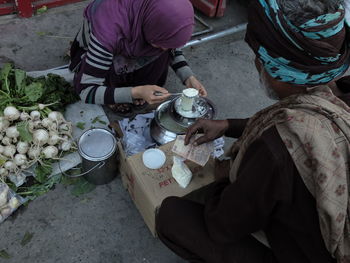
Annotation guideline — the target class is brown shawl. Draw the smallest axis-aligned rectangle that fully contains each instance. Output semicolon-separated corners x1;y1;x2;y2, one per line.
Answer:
229;86;350;262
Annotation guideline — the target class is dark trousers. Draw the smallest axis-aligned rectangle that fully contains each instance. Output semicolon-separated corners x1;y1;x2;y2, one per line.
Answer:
156;184;278;263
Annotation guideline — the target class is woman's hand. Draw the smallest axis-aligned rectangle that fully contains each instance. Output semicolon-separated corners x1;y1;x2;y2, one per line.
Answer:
185;76;207;97
132;85;170;105
185;119;229;146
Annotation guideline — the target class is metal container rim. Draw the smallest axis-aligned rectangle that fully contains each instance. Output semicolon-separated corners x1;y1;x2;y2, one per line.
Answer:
78;128;117;161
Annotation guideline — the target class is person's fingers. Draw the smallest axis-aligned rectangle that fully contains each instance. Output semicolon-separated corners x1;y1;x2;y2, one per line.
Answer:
200;88;208;97
192;82;200;90
153;86;169;94
185;122;202;145
149;94;170;104
194;134;209;146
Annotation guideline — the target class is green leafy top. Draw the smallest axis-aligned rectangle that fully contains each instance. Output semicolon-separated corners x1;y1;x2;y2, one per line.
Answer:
0;64;79;113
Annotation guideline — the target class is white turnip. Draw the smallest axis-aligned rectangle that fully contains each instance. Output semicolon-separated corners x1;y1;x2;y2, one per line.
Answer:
30;110;40;120
0;184;8;207
33;120;42;128
4;161;16;171
0;117;10;132
41;118;52;129
14;154;27;166
50;123;57;131
48;132;62;146
0;168;8;177
16;141;29;154
28;147;41;160
33;129;49;146
48;111;64;124
60;140;73;151
20;112;30;121
1;206;11;217
3;106;20;121
3;145;15;158
2;137;11;146
27;121;35;132
8;197;20;210
42;146;58;159
5;126;19;139
38;102;58;110
0;145;4;154
59;123;72;134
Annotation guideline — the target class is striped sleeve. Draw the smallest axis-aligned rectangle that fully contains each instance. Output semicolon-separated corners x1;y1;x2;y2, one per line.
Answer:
74;32;133;105
170;49;194;84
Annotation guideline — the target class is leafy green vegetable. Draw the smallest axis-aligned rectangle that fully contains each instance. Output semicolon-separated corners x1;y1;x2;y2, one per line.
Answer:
61;175;80;186
14;69;26;94
21;232;34;246
76;122;85;130
34;161;53;183
0;64;79;113
6;180;17;192
16;122;33;142
71;178;96;197
0;249;11;259
92;116;107;125
0;63;12;93
17;174;61;201
24;82;44;102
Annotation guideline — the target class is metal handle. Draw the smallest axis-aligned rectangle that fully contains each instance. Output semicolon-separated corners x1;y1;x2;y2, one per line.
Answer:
153;91;182;97
59;161;106;178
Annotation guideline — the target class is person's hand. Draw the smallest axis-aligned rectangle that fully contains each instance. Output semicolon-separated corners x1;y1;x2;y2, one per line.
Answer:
185;76;207;97
185;119;229;146
132;85;171;105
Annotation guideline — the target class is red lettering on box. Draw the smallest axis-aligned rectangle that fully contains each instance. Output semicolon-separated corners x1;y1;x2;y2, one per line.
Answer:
159;178;174;188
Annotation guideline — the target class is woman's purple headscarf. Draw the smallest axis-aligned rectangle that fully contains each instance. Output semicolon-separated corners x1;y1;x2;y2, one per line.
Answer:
85;0;194;58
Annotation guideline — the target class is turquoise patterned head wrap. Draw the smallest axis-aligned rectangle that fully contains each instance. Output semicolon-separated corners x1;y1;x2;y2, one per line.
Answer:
245;0;350;85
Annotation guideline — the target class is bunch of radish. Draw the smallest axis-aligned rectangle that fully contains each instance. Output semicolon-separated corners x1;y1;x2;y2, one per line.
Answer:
0;106;75;179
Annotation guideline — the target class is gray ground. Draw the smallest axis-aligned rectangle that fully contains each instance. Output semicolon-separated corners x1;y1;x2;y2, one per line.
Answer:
0;1;273;262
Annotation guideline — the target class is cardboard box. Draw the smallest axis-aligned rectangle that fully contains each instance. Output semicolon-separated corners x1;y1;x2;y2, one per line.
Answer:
117;141;215;236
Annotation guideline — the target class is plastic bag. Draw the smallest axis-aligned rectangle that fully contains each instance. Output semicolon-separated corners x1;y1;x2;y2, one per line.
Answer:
172;156;193;188
0;183;26;223
119;112;156;156
123;132;148;156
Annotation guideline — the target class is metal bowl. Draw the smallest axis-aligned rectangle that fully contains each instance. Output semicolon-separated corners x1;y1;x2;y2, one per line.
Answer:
169;96;216;128
150;101;187;145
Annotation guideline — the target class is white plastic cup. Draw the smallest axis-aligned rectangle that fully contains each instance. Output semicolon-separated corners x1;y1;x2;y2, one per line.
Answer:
181;88;199;111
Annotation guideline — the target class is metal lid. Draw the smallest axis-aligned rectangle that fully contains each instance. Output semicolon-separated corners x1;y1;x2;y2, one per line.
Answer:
78;128;117;161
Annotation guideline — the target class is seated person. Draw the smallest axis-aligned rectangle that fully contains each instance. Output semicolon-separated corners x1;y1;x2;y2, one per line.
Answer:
156;0;350;262
69;0;207;116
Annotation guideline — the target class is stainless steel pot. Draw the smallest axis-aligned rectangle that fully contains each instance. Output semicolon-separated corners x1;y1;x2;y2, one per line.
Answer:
78;128;118;185
150;101;186;145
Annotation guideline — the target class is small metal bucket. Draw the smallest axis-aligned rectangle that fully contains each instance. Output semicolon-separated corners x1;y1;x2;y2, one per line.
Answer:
77;128;118;185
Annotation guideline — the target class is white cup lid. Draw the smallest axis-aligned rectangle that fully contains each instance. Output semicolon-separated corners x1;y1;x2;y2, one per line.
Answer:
142;149;166;169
